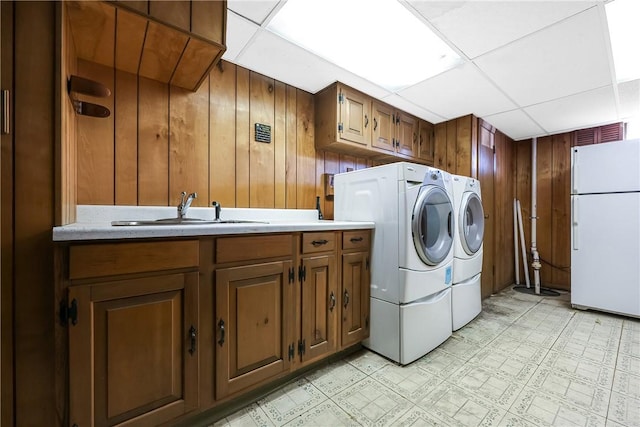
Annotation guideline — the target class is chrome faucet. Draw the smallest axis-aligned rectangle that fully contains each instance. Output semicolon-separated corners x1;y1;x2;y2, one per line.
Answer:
177;191;197;218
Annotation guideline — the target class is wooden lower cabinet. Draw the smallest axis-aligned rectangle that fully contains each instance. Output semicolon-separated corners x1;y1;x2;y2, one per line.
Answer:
215;261;293;399
299;252;338;364
341;231;371;348
60;230;371;426
68;272;199;427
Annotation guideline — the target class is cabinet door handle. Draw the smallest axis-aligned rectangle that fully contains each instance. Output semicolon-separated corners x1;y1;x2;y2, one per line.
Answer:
311;239;328;247
364;114;369;128
343;290;350;308
329;291;336;312
373;117;378;131
218;319;225;347
188;326;197;355
350;236;363;243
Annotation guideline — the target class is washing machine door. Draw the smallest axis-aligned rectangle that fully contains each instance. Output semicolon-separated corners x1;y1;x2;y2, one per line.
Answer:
412;185;454;266
459;192;484;255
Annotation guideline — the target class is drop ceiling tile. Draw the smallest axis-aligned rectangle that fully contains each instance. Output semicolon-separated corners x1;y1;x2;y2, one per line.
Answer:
524;86;617;134
222;11;260;62
474;7;612;107
234;30;341;93
381;94;445;124
227;0;281;25
397;62;517;119
406;1;597;59
482;109;545;141
618;79;640;120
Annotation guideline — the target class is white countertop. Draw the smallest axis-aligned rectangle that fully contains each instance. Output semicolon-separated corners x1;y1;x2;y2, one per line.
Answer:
52;206;374;242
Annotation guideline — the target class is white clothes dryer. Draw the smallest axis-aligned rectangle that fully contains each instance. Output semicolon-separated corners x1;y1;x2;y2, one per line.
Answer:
335;162;454;364
451;174;484;330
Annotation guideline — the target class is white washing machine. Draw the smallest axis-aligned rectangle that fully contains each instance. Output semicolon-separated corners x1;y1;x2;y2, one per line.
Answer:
335;162;454;364
451;174;484;331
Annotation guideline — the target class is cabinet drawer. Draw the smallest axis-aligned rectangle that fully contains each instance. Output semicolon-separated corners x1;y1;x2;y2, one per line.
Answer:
216;234;293;264
343;230;370;251
302;232;336;253
69;240;199;280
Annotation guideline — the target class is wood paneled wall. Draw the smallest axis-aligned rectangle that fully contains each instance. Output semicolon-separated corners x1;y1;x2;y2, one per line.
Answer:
75;60;371;219
515;134;572;290
433;114;478;178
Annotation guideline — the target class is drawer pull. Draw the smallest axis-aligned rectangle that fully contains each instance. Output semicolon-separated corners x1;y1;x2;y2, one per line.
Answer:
343;290;350;308
350;237;364;243
218;319;225;347
329;291;336;312
188;326;197;355
311;239;329;247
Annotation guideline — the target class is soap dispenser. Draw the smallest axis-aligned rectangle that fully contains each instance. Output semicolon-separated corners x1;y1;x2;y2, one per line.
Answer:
315;196;324;220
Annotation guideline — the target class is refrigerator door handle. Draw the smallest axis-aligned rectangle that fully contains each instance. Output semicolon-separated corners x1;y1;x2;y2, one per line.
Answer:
572;148;578;194
572;197;579;250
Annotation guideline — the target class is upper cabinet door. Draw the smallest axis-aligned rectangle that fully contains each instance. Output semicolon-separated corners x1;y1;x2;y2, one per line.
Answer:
396;113;417;158
371;101;395;153
418;120;434;164
338;86;371;147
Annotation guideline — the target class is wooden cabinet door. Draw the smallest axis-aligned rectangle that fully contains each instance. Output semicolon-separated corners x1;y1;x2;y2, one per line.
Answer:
68;273;199;427
215;261;293;399
300;254;337;364
341;251;370;347
338;86;371;147
371;101;395;153
418;120;434;163
396;113;417;157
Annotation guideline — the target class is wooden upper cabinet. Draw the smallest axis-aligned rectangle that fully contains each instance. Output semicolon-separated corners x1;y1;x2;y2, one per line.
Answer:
371;101;395;153
315;82;433;164
315;83;372;156
66;0;227;91
418;120;434;164
395;112;417;158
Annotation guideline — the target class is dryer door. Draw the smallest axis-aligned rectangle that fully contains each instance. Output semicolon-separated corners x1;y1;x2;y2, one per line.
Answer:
459;192;484;255
412;185;454;266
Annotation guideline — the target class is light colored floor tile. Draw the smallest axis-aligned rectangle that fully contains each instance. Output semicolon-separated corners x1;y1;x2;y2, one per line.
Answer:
499;324;559;348
510;387;606;427
551;337;618;367
452;316;508;346
370;364;443;403
616;353;640;374
282;400;361;427
612;369;640;399
496;412;539;427
305;360;367;396
623;318;640;331
345;348;392;375
607;391;640;426
213;403;275;427
414;382;507;426
528;367;611;416
605;419;628;427
448;365;525;410
390;405;452;427
487;336;549;365
414;348;467;379
438;335;484;361
468;349;538;384
542;351;615;388
258;378;327;425
619;327;640;358
332;377;412;426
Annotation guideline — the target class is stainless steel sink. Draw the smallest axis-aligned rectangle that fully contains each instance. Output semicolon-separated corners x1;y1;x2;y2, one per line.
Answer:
111;218;268;226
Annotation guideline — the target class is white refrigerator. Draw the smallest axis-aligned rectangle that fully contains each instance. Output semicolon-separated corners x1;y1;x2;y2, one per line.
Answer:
571;139;640;318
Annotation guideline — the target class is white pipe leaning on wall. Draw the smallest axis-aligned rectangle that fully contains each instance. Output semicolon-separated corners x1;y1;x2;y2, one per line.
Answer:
513;199;520;285
516;200;530;288
531;137;542;294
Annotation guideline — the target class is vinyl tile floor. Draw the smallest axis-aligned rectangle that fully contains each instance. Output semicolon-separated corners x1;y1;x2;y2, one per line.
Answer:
212;287;640;427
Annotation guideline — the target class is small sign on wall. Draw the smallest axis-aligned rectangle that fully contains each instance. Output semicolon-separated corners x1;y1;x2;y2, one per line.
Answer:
255;123;271;143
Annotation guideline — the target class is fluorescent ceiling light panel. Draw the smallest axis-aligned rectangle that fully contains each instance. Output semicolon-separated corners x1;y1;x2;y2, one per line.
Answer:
606;0;640;82
267;0;462;91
